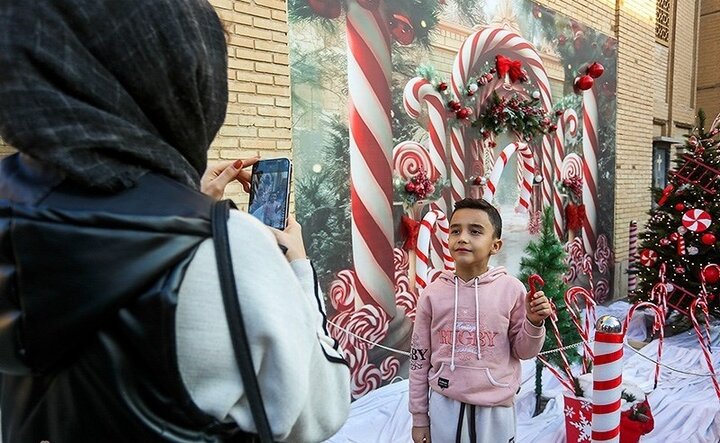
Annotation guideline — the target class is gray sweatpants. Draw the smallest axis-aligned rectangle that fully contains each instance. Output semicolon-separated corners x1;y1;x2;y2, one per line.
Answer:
428;391;516;443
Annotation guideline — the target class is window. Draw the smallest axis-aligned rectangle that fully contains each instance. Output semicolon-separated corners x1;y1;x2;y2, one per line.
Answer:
655;0;672;45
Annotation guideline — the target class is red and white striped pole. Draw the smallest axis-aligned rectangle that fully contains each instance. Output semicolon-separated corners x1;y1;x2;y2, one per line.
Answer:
591;315;624;443
346;2;395;315
582;88;599;254
552;109;578;238
628;220;638;292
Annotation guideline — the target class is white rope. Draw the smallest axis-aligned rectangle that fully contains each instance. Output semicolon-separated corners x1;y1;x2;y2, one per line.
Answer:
327;320;411;357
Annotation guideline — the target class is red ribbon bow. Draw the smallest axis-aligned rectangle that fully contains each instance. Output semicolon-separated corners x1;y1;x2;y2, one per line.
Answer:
495;55;525;83
401;215;421;251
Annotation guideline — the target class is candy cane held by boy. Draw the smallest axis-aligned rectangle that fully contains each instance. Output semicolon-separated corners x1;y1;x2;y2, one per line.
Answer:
591;315;624;443
689;297;720;401
552;109;579;237
451;26;554;209
565;285;597;373
402;77;449;211
582;87;600;254
482;142;534;211
346;1;395;315
415;210;453;290
623;302;665;389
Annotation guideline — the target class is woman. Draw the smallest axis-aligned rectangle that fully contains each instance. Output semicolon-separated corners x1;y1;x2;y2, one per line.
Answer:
0;1;350;442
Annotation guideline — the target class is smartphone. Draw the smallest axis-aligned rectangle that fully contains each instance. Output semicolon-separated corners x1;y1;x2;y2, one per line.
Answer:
248;158;292;230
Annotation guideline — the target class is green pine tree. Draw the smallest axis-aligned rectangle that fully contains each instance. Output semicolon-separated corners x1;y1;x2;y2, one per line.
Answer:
518;207;582;416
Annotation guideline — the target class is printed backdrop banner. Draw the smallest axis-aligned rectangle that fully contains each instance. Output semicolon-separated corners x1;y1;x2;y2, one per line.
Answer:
289;0;618;398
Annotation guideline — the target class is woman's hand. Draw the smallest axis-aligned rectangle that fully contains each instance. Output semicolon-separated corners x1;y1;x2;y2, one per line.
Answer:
201;156;259;200
270;216;307;262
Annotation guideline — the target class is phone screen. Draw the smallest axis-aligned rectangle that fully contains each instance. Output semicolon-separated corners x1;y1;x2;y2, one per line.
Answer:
248;159;291;230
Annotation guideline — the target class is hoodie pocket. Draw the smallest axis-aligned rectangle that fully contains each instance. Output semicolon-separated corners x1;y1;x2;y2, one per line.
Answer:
430;363;510;391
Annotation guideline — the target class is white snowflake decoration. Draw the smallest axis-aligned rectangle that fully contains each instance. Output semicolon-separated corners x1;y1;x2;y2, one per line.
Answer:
570;414;592;442
564;405;574;418
580;400;592;412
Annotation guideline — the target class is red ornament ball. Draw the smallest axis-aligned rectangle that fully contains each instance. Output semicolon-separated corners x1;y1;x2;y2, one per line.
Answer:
702;232;717;246
675;203;685;211
438;82;448;92
586;62;605;79
389;13;415;46
307;0;342;19
456;108;471;119
448;100;462;111
405;182;416;193
575;75;594;91
702;264;720;284
639;249;658;267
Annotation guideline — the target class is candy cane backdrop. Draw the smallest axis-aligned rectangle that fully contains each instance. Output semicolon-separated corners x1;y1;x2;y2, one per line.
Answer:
415;210;453;290
452;27;554;208
347;2;395;315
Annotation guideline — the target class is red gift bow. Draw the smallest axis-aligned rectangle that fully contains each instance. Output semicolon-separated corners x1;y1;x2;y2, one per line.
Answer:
620;400;655;443
401;215;420;251
495;55;525;83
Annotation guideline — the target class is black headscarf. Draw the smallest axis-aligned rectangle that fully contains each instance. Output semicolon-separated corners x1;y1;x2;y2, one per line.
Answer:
0;0;228;191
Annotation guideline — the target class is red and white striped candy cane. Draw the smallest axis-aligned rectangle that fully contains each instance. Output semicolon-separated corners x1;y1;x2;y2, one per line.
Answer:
668;232;686;255
553;109;579;237
582;88;600;254
347;1;395;315
482;142;534;211
449;126;466;203
415;210;453;290
624;302;665;389
591;315;624;443
402;78;448;185
689;297;720;401
565;285;597;373
628;220;638;292
451;27;554;209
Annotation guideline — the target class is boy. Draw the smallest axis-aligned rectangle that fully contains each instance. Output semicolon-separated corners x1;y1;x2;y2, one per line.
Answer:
409;198;551;443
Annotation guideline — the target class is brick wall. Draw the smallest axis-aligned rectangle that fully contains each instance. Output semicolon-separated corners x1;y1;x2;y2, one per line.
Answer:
698;0;720;121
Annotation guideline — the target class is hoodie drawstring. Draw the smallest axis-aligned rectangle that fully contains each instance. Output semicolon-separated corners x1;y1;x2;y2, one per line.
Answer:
451;276;459;371
474;278;482;360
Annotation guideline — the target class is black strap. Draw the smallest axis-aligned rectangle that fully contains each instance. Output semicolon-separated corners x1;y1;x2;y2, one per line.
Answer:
211;199;274;443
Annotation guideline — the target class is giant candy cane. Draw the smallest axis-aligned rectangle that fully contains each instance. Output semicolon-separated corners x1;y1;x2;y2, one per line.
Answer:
591;316;624;443
552;109;579;237
482;142;534;211
415;210;453;290
582;88;600;254
452;27;554;208
347;2;395;315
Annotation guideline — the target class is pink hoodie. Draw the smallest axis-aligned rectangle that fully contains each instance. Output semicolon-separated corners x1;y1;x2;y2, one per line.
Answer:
408;267;545;427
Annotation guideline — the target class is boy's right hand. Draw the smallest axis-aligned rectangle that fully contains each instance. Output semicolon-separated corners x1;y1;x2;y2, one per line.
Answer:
412;426;431;443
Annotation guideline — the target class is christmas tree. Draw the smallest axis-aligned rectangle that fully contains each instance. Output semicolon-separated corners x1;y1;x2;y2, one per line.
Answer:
518;207;581;416
631;110;720;319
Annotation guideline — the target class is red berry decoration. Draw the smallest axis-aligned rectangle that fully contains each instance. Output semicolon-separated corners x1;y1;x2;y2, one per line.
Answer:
675;203;685;211
438;82;448;92
702;264;720;284
405;182;416;193
586;62;605;79
389;13;415;46
456;108;471;119
307;0;342;19
575;75;594;91
357;0;379;10
448;100;462;111
702;232;717;246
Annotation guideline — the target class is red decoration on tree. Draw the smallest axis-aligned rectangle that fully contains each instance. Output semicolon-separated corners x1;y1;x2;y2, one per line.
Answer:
574;75;594;91
586;62;605;79
672;155;720;195
307;0;342;19
495;55;526;83
657;183;675;206
437;82;448;92
456;107;471;119
357;0;379;10
702;232;717;246
639;249;658;267
682;209;712;233
675;203;685;211
405;182;416;193
400;215;420;251
448;100;462;111
702;264;720;284
389;13;415;45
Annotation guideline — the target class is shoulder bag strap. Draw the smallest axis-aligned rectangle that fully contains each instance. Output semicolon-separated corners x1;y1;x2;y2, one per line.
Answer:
211;199;274;443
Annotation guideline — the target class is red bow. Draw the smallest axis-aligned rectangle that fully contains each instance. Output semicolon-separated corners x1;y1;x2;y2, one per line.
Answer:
565;203;585;232
401;215;421;251
495;55;525;83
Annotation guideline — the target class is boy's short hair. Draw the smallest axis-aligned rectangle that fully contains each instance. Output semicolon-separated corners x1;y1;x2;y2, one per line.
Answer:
451;198;503;239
